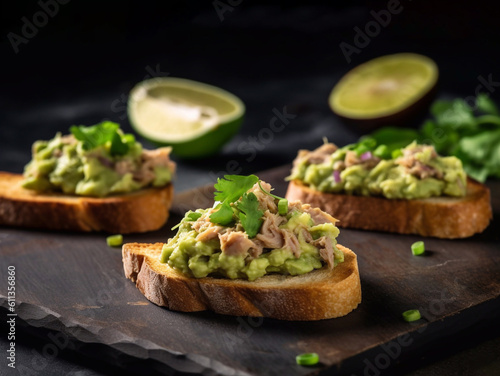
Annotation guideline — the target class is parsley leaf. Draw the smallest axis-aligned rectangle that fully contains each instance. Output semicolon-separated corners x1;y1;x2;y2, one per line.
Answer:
366;94;500;182
210;174;259;226
70;121;130;156
213;175;259;204
210;201;234;226
476;93;499;116
236;192;263;238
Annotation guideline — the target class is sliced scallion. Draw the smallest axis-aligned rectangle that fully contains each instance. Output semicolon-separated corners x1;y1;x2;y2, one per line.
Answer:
411;241;425;256
296;352;319;366
278;199;288;215
106;234;123;247
402;309;421;322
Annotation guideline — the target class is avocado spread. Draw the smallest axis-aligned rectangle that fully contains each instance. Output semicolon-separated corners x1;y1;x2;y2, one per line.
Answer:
160;175;344;281
288;140;467;199
22;121;175;197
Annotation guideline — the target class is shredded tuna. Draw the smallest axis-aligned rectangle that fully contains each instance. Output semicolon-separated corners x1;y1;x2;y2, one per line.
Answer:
247;240;264;259
248;181;278;212
282;229;301;258
219;231;255;257
60;134;76;144
301;228;313;243
306;144;337;164
345;150;359;167
191;212;212;233
333;160;346;171
345;150;380;169
115;159;135;175
313;236;335;269
134;147;176;184
287;200;303;212
255;211;285;249
315;142;338;155
196;225;224;242
301;204;337;225
396;145;442;179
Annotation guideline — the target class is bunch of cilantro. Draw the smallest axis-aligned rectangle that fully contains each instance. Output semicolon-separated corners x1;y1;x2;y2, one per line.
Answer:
366;93;500;182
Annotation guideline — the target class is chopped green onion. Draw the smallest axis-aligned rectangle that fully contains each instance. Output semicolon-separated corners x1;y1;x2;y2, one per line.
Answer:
411;241;425;256
402;309;421;322
391;149;403;159
106;234;123;247
296;352;319;366
278;199;288;215
374;144;389;159
354;144;370;155
258;180;289;216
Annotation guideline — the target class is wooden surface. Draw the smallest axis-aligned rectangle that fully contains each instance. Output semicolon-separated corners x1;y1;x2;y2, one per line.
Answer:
0;165;499;375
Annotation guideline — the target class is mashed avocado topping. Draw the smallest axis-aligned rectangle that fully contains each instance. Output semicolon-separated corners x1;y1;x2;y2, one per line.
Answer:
160;175;344;281
288;139;467;199
22;121;175;197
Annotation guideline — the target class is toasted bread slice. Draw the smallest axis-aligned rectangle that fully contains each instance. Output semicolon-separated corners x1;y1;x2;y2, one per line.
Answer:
122;242;362;321
286;178;492;239
0;172;174;233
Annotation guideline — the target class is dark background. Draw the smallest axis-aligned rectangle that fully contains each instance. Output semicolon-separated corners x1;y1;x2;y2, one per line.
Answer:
1;1;499;375
1;0;499;190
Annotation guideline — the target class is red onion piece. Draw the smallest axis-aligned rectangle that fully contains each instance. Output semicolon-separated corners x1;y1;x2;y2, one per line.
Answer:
360;151;372;161
333;170;341;183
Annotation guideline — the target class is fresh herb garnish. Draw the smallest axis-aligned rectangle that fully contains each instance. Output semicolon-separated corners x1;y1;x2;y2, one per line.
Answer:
70;121;133;156
171;211;203;231
235;192;263;238
210;174;259;227
209;174;288;237
365;93;500;182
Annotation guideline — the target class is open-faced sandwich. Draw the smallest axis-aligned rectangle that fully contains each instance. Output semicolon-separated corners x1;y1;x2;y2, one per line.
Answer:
286;139;492;238
0;121;175;233
123;175;361;321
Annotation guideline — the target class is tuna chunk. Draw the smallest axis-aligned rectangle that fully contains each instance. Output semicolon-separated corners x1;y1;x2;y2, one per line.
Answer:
219;231;255;257
134;147;176;184
345;150;380;169
313;236;335;269
247;240;264;259
301;204;337;225
255;211;285;249
282;229;301;258
306;143;338;164
248;181;278;213
196;225;224;242
396;145;443;179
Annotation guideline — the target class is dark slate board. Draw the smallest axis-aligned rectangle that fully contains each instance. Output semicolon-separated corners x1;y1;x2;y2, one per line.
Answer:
1;165;499;375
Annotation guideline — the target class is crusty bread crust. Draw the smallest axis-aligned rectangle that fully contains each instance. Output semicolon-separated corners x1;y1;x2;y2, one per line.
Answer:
286;178;492;239
0;172;174;233
122;242;362;321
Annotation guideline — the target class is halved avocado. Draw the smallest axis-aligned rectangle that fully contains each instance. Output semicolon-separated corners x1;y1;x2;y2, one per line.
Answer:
329;53;438;131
